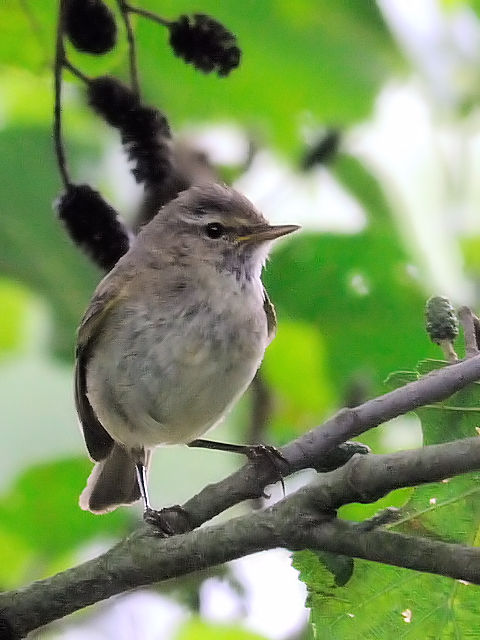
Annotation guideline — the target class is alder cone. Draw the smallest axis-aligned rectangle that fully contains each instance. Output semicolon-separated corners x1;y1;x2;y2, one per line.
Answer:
425;296;459;344
56;184;130;271
169;14;241;76
65;0;117;55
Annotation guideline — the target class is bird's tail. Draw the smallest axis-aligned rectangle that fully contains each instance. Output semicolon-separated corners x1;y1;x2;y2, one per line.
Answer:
79;443;142;514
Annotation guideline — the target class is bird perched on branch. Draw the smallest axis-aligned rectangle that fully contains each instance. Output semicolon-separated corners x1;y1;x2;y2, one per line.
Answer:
75;182;299;528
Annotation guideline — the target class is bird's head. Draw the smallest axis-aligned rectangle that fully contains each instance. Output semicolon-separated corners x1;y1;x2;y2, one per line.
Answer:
142;183;299;280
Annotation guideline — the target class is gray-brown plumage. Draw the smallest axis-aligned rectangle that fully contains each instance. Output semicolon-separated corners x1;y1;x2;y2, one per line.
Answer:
75;183;298;515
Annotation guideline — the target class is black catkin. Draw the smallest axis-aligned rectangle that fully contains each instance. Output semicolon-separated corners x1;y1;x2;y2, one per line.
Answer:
87;76;139;128
169;14;241;76
88;76;172;186
64;0;117;55
56;184;130;271
301;130;341;170
122;105;172;183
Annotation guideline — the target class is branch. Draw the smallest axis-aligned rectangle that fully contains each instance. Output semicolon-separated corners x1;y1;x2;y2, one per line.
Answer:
290;436;480;512
53;0;70;188
303;520;480;584
459;306;480;357
116;0;140;97
291;436;480;582
183;355;480;528
124;3;172;27
3;437;480;636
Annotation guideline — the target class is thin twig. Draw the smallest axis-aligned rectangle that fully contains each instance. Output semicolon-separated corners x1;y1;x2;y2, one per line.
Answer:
439;338;458;363
53;0;70;189
182;354;480;527
458;306;480;357
116;0;140;98
124;3;172;28
63;58;91;84
248;371;273;445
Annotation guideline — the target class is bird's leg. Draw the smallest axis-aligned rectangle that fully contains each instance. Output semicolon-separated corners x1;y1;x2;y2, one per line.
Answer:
188;438;289;496
135;462;152;511
135;463;192;535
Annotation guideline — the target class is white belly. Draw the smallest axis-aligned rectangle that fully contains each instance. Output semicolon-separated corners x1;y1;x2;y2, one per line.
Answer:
86;277;268;449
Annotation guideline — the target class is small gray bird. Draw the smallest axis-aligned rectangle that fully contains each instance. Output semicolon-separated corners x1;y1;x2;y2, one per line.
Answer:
76;183;298;521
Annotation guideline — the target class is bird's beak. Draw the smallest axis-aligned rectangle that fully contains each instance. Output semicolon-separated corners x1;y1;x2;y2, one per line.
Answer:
237;224;300;244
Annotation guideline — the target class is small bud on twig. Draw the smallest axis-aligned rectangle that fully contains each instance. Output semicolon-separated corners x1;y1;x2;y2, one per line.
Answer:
425;296;459;362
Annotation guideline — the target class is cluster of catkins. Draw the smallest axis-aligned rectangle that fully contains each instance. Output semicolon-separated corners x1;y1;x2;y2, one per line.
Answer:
56;0;241;272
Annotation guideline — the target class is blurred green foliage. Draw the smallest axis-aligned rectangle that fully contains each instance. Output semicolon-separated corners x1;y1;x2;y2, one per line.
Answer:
176;620;269;640
265;154;434;402
0;126;100;359
0;0;478;637
0;278;30;356
0;1;401;150
0;458;131;589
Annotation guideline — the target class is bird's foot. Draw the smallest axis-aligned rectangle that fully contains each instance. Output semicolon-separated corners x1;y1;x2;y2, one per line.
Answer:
243;444;289;497
187;439;289;498
143;504;192;536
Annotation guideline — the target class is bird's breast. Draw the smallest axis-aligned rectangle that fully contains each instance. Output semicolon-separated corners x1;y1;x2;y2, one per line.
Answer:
87;276;269;448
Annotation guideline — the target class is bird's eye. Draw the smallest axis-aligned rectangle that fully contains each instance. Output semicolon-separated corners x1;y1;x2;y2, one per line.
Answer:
205;222;224;239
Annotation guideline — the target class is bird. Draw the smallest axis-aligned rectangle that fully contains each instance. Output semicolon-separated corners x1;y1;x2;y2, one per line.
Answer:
75;182;299;526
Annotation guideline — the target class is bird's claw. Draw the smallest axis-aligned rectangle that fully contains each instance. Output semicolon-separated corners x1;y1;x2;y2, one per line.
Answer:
143;505;192;536
244;444;289;497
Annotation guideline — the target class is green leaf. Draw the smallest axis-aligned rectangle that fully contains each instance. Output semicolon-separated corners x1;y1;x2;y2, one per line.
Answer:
0;125;100;360
338;488;413;525
262;320;336;442
393;358;480;544
0;458;132;559
0;1;126;78
175;619;269;640
0;528;37;589
296;359;480;638
0;1;56;74
315;550;354;587
265;156;435;401
416;358;455;376
0;279;31;356
296;554;480;639
384;370;419;390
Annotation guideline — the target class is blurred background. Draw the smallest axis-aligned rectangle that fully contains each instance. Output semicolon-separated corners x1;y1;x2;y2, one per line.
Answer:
1;0;480;637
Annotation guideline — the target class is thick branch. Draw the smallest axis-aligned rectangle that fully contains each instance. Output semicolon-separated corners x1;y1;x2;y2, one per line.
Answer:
0;510;286;638
3;436;480;636
183;355;480;527
303;519;480;584
291;436;480;513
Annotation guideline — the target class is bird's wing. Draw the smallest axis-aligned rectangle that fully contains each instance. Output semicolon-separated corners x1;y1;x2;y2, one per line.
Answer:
263;287;277;343
75;272;128;462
